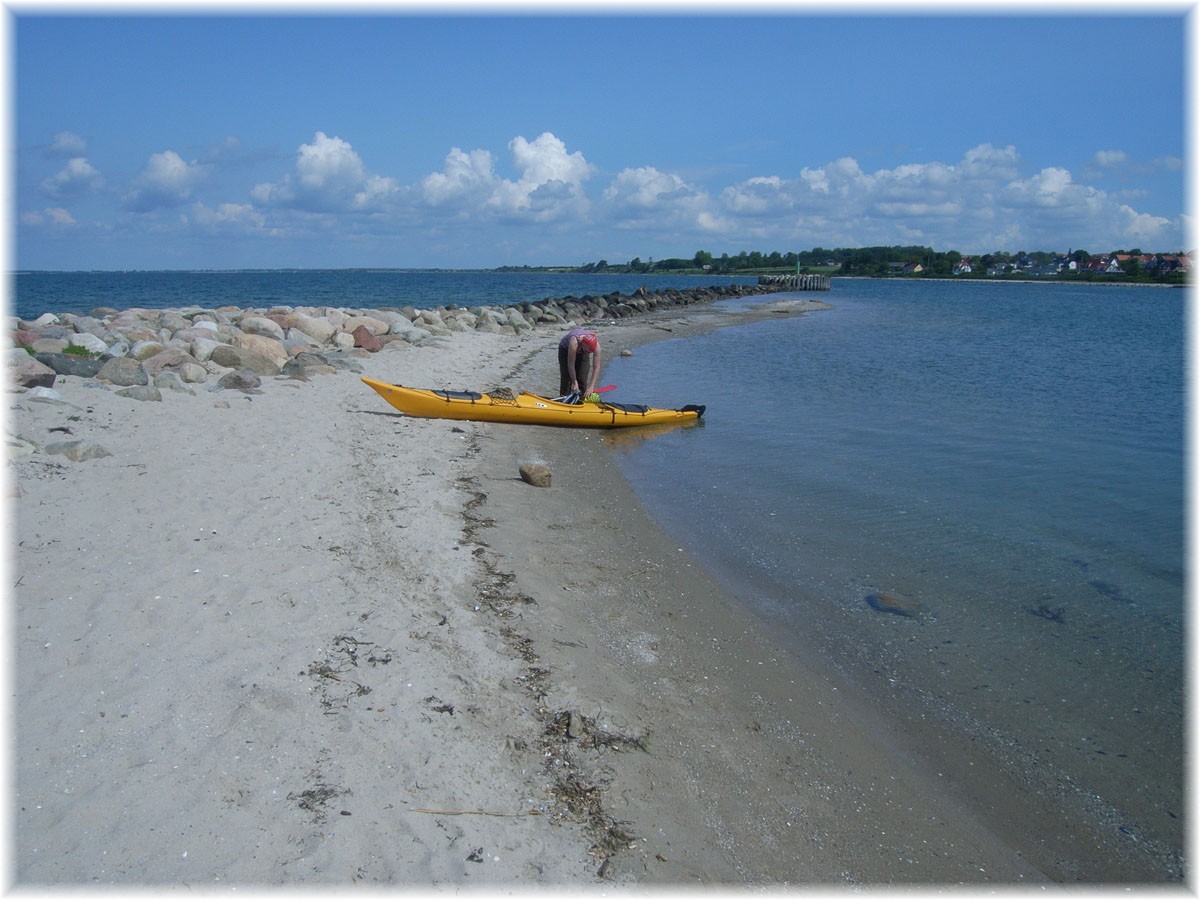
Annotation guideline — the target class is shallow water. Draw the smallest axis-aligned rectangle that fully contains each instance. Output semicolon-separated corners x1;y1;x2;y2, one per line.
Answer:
603;280;1185;863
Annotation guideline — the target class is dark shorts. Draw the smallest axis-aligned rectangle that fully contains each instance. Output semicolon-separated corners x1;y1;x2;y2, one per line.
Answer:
558;346;591;395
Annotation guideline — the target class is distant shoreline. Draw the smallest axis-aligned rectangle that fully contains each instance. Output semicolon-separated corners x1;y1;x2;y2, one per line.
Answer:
12;267;1184;290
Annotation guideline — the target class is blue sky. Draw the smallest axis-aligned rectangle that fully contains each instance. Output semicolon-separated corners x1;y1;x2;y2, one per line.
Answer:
11;10;1190;270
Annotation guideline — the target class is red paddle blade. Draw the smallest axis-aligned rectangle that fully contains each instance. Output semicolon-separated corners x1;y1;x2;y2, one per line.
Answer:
595;384;616;393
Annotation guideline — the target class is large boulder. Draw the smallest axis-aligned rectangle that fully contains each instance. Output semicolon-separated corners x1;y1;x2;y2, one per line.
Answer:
352;324;383;352
172;325;227;344
230;332;288;368
68;332;108;355
34;352;103;378
130;340;169;361
343;315;389;336
189;337;226;363
287;312;337;344
210;343;281;375
10;329;40;349
142;347;202;378
69;315;108;339
239;315;287;341
10;353;56;388
96;357;148;387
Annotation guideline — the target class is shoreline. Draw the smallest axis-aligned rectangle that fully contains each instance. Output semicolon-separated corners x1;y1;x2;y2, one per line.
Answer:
8;295;1176;885
473;303;1178;884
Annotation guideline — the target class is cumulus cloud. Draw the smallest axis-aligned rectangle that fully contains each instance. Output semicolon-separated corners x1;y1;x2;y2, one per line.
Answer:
28;127;1177;263
191;201;267;232
251;132;399;214
47;131;87;158
122;150;210;213
1002;167;1095;209
602;165;710;230
697;142;1182;252
605;166;698;210
1115;205;1174;245
420;148;497;209
41;157;105;200
415;132;594;225
487;133;594;222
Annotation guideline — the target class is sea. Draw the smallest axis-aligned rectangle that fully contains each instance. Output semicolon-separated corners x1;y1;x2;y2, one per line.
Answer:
10;269;1186;871
602;277;1186;871
8;269;760;322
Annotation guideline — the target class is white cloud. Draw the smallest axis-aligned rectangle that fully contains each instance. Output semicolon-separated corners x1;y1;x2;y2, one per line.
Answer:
1093;149;1128;167
602;166;710;231
1002;167;1093;209
719;175;786;215
24;128;1181;266
415;132;594;225
604;166;694;208
1115;205;1173;245
41;157;105;200
122;150;210;212
252;132;399;213
695;143;1182;253
959;143;1021;180
21;207;76;227
47;131;87;158
487;133;593;222
419;147;497;208
191;201;267;232
1090;150;1183;179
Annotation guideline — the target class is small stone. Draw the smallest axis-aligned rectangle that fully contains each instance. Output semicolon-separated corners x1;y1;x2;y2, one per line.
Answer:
519;463;552;488
116;384;163;402
865;591;921;617
45;439;112;461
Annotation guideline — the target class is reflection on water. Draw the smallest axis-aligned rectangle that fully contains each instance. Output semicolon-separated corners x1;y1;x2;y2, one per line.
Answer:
602;418;704;451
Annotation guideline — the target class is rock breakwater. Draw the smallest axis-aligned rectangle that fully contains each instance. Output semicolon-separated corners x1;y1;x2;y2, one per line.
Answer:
7;282;785;397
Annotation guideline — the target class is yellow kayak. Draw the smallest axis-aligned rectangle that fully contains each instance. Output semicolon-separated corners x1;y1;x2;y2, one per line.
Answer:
362;377;705;429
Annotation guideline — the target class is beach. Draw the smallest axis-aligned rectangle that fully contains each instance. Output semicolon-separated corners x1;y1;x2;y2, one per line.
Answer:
8;297;1170;886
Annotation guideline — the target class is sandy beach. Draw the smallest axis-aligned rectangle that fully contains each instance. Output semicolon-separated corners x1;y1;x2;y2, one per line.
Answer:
7;297;1171;887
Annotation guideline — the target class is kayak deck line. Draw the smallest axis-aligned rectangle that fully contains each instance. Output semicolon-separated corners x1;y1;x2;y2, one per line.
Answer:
361;377;705;429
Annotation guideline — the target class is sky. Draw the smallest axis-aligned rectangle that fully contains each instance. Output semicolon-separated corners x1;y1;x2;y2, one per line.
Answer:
9;6;1191;270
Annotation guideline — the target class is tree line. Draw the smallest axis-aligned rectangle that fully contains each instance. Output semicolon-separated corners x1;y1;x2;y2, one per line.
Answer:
554;246;1188;283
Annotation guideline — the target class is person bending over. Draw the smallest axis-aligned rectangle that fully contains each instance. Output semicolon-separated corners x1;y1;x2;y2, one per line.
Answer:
558;329;601;397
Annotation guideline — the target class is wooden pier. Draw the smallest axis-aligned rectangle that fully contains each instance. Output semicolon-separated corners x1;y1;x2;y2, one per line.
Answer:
758;273;830;291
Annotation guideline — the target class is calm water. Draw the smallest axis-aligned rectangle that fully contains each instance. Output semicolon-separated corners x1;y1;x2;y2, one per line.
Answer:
9;269;757;321
603;279;1186;866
